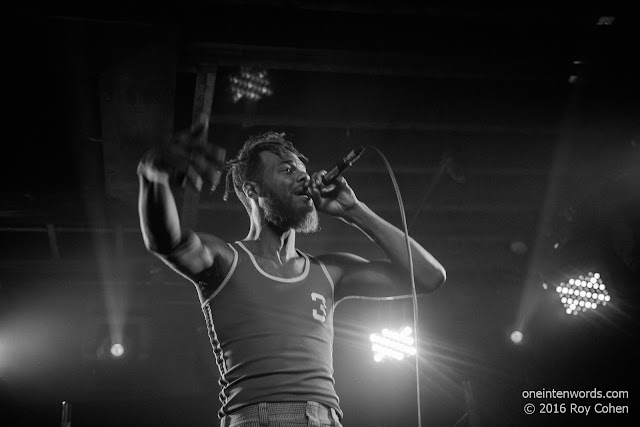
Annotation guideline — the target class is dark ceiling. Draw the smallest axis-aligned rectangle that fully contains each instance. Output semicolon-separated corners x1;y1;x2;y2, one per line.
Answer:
2;1;639;426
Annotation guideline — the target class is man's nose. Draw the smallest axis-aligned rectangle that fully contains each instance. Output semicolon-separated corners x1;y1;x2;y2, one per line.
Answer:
297;170;310;183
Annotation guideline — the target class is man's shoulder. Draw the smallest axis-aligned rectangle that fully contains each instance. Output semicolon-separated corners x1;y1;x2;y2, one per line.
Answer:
315;252;367;264
194;232;236;263
196;232;231;248
314;252;368;274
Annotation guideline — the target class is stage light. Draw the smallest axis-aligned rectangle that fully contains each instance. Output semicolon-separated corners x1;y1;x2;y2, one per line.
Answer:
510;240;528;255
510;330;523;344
110;343;125;358
370;327;416;362
555;272;610;315
85;321;149;365
596;16;615;26
229;67;273;103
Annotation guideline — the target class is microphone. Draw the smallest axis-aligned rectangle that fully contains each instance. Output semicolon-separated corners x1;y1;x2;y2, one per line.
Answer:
322;146;366;186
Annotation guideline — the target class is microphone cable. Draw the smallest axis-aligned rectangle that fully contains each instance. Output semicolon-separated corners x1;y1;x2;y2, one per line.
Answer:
367;146;422;427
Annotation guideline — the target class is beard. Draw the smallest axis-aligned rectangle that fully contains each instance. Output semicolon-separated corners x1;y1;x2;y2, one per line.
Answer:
261;186;320;234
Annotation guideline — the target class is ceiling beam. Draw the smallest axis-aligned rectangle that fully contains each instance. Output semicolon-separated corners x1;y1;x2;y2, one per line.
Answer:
183;42;566;81
187;1;596;20
209;112;561;135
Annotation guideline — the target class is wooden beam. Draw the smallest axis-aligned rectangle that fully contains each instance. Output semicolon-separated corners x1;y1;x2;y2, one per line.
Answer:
181;68;218;230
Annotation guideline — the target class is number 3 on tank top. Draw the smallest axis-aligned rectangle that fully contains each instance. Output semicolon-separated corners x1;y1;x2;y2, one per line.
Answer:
311;292;327;323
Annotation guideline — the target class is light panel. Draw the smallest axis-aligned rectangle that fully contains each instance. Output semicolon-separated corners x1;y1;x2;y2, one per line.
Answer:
370;327;416;362
555;272;611;315
229;67;273;102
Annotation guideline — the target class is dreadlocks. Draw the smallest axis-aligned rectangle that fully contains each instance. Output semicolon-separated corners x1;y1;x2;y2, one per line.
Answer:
223;132;309;215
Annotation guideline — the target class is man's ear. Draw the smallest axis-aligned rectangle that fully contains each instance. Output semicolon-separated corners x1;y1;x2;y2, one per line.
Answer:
242;181;260;200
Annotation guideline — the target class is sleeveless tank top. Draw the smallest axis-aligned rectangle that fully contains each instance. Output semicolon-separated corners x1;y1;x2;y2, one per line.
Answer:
200;241;342;418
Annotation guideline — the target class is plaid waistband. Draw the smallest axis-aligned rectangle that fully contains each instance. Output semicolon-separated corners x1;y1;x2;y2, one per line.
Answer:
221;401;341;427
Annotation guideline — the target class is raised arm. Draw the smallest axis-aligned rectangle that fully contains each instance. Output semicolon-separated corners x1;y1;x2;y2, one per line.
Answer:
309;171;446;301
137;120;231;280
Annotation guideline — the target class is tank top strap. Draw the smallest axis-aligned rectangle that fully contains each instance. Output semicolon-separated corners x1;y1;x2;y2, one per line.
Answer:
200;242;238;308
235;241;310;283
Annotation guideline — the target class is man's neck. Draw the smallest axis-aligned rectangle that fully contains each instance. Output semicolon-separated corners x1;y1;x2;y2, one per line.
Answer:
245;220;298;262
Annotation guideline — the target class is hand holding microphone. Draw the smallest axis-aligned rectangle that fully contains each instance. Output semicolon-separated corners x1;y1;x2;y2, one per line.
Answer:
307;146;365;217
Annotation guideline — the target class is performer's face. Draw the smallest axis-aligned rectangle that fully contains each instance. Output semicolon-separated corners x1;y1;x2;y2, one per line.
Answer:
257;150;319;233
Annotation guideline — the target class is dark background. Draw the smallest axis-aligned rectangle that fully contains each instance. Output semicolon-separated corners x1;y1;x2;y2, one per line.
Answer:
1;1;639;426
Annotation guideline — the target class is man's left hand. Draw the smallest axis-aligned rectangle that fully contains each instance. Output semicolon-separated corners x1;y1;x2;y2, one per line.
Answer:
307;171;359;218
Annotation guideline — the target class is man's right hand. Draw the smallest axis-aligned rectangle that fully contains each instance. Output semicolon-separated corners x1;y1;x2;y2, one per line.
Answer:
137;118;224;192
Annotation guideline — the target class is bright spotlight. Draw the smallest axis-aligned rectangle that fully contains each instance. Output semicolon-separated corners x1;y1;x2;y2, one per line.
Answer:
110;343;125;358
555;272;611;315
510;330;523;344
370;326;416;362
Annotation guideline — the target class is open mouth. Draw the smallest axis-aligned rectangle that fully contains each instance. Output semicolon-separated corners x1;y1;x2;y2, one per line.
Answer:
294;190;311;201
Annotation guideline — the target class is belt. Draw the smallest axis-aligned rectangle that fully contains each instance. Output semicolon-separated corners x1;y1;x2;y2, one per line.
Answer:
221;401;341;427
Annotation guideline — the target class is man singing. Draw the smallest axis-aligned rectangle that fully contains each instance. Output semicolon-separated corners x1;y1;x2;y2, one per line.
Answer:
137;121;446;427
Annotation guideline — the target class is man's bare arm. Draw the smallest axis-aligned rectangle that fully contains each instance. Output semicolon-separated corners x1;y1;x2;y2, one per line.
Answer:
309;171;446;301
340;202;446;293
318;208;446;302
137;120;229;278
